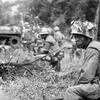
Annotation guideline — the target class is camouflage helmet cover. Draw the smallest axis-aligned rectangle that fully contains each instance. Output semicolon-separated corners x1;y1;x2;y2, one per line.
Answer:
54;26;59;31
72;31;94;39
72;22;96;39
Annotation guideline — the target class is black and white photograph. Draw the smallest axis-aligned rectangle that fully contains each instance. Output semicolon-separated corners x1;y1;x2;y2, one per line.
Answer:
0;0;99;100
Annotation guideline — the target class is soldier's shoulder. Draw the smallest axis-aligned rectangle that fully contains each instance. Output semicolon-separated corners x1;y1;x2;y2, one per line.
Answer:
87;41;100;54
46;35;56;44
88;41;100;50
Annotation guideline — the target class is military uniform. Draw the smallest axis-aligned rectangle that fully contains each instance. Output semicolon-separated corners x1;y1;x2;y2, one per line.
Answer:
40;27;64;72
54;31;65;46
50;15;99;100
48;17;99;100
63;40;100;100
44;34;63;72
45;35;60;52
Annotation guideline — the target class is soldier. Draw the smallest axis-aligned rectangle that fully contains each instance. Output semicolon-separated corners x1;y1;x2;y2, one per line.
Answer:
50;22;100;100
39;27;64;72
22;22;32;41
70;15;96;60
53;26;65;46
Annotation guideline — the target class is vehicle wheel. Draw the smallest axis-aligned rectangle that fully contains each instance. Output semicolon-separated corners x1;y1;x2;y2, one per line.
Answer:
9;37;20;48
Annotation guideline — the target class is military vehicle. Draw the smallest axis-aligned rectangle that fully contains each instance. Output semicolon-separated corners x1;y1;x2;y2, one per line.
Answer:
0;26;21;48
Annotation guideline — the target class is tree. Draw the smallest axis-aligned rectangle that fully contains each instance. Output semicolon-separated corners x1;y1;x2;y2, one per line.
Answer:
0;2;12;25
28;0;99;26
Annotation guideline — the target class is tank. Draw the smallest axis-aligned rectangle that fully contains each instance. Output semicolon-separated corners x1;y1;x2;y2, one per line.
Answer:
0;26;21;48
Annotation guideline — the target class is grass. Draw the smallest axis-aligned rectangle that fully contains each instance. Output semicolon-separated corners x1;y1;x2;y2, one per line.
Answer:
0;47;84;100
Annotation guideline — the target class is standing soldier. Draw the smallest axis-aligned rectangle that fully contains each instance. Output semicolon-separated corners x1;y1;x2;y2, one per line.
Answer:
53;26;65;46
22;22;32;41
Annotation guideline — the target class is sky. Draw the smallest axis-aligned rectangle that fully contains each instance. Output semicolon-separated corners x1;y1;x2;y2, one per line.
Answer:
2;0;17;3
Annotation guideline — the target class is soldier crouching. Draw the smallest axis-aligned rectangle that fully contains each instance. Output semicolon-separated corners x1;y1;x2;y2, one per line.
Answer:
39;27;64;72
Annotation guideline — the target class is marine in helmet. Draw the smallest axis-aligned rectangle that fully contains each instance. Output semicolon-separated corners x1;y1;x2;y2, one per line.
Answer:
39;27;64;72
39;27;56;53
50;15;100;100
70;14;96;60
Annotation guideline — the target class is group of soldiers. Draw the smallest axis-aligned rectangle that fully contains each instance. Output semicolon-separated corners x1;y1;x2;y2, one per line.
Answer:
19;14;100;100
21;21;66;72
0;14;99;100
20;14;97;74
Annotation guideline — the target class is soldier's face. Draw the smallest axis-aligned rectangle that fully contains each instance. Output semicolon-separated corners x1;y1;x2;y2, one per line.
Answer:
41;34;48;40
71;35;85;48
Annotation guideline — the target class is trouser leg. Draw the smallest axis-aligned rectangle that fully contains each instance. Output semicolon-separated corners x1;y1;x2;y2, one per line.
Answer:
63;85;83;100
63;83;99;100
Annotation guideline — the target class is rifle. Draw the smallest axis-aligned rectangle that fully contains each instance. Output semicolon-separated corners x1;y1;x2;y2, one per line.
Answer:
0;54;47;75
0;48;63;75
0;39;73;76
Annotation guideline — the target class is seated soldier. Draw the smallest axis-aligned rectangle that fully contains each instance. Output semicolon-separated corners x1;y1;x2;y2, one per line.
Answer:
49;23;100;100
39;27;64;72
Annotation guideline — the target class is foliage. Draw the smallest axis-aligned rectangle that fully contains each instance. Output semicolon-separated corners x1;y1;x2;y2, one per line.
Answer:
1;61;80;100
0;0;98;26
28;0;99;26
0;0;33;25
0;2;11;25
0;46;83;100
0;0;99;100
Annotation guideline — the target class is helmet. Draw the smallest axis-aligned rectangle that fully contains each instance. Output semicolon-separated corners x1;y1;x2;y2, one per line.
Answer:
72;32;94;39
72;20;95;39
54;26;59;31
24;22;30;28
40;27;49;34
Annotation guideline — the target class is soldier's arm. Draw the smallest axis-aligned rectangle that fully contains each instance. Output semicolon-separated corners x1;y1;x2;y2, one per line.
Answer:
78;48;99;84
45;35;56;50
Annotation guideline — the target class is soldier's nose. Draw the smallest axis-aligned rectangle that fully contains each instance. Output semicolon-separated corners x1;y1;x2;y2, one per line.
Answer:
71;38;76;44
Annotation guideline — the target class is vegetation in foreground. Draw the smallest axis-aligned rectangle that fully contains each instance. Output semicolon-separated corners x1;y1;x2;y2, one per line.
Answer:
0;48;83;100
